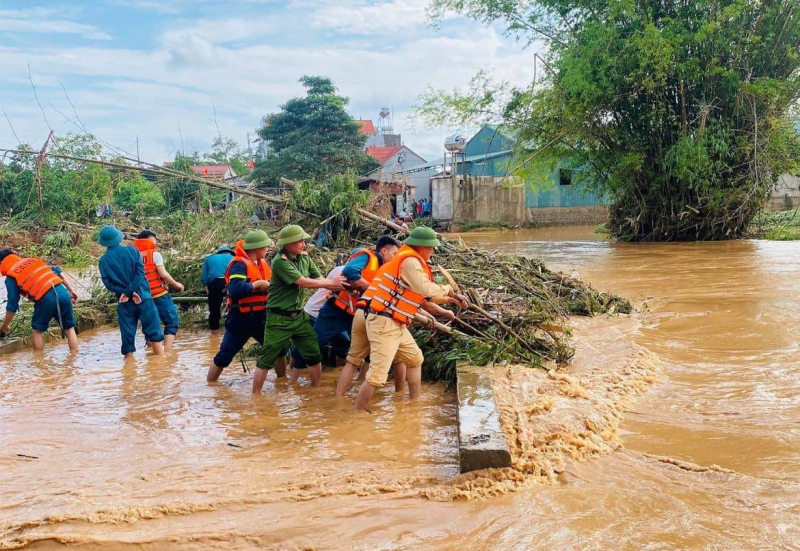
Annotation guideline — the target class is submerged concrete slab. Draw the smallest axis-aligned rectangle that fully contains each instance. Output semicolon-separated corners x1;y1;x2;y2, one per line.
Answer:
456;364;512;473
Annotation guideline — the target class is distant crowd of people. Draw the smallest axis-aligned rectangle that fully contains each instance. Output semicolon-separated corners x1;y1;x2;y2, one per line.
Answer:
410;198;432;219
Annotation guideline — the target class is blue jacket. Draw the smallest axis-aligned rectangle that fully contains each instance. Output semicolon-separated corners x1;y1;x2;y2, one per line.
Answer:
99;244;152;299
4;266;63;312
342;251;383;282
201;252;233;286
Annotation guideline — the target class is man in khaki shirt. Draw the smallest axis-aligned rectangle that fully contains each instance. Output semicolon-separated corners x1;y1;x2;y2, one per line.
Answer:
354;227;467;410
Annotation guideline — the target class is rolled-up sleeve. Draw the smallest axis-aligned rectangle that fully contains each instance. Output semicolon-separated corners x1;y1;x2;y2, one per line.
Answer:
400;259;452;304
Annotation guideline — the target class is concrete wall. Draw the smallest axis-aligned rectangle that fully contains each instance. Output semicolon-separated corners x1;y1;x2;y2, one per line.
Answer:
432;175;527;225
769;174;800;211
527;206;609;227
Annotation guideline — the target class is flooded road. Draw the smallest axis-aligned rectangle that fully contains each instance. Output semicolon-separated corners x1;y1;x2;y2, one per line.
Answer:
2;226;799;548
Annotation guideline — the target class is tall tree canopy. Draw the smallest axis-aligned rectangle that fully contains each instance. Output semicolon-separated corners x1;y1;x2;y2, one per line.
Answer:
422;0;800;241
252;76;379;185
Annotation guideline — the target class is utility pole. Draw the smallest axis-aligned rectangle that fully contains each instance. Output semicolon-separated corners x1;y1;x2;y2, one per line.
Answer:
135;135;140;164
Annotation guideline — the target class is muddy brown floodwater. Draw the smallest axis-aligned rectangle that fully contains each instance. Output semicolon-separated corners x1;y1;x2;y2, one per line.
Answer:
2;226;799;549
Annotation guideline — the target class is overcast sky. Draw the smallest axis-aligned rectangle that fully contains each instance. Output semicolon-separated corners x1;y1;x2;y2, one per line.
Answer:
0;0;538;164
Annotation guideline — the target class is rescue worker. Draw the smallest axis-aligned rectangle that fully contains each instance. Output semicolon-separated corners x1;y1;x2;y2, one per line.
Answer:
253;224;345;392
354;227;468;410
206;230;286;383
201;245;234;334
329;236;403;396
132;230;184;349
97;225;165;357
0;249;80;351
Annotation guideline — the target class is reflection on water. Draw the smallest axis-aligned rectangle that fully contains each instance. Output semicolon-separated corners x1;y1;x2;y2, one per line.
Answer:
2;226;799;548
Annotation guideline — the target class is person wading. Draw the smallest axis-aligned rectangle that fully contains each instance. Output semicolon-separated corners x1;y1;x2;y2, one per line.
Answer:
202;245;234;334
206;230;286;382
253;224;345;392
354;227;468;410
132;230;184;349
97;225;165;357
0;249;80;351
331;236;403;396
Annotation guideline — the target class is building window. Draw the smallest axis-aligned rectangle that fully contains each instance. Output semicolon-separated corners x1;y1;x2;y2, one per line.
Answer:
559;168;572;186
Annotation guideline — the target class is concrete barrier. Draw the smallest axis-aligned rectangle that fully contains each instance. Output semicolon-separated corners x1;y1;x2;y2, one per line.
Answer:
456;364;512;473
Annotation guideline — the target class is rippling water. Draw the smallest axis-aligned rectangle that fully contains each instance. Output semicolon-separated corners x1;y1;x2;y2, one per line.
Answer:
2;227;799;549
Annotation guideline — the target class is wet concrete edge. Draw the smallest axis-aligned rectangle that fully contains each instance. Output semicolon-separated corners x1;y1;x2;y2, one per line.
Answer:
456;363;512;473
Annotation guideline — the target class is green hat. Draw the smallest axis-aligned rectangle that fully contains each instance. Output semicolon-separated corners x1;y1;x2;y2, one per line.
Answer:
98;225;124;247
243;229;273;250
404;226;440;247
276;224;311;247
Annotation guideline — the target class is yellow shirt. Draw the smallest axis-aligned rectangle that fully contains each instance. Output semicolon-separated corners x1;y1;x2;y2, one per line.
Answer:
399;258;452;304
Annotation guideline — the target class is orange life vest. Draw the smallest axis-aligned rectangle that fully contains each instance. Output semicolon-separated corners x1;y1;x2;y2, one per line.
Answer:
224;240;271;313
133;239;169;298
2;255;64;302
332;249;380;316
362;244;433;327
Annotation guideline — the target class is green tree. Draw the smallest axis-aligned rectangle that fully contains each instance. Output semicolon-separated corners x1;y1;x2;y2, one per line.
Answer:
252;76;379;186
422;0;800;241
204;136;251;176
112;174;167;221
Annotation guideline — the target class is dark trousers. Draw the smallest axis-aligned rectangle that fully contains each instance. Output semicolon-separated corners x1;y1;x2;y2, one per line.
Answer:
207;278;226;331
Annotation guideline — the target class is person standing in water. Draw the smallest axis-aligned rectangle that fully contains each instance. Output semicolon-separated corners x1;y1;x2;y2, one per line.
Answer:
207;230;287;383
132;230;184;349
0;249;80;351
202;245;234;334
355;227;467;410
253;224;345;392
97;225;164;357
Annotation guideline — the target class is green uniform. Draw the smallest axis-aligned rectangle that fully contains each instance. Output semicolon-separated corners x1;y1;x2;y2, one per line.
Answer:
257;249;323;369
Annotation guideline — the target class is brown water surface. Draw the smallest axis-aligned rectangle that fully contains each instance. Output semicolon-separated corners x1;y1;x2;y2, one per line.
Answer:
2;226;799;549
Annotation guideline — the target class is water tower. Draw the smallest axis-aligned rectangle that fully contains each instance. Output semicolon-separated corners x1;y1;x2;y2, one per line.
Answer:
445;133;467;176
378;106;394;135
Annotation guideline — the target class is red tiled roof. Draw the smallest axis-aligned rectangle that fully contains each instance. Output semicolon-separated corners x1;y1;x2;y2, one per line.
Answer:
366;146;402;164
356;119;376;136
189;165;231;180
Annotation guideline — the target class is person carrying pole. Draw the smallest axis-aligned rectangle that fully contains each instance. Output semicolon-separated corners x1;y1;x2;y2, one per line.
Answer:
253;224;345;392
132;230;184;349
0;249;80;351
202;245;234;334
97;225;164;357
354;227;468;410
206;230;285;382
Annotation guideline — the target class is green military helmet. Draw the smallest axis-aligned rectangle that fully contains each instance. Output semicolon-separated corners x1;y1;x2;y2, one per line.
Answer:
403;226;441;247
276;224;311;247
242;229;273;250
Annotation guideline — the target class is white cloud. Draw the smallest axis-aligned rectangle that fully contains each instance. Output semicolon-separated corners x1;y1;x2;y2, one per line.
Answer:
304;0;431;35
0;9;537;163
161;18;277;46
0;8;112;40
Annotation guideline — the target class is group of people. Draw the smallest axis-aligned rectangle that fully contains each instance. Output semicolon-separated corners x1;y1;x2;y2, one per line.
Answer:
0;223;467;410
410;198;432;219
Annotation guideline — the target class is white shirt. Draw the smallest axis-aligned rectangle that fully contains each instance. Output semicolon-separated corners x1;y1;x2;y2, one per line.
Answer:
152;251;164;266
303;266;343;318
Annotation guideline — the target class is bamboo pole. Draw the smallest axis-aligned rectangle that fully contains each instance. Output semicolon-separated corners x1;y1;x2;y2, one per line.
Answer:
0;149;287;203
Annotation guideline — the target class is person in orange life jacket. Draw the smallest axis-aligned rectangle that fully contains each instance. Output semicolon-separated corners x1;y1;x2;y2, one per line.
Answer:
206;230;288;383
0;249;80;351
132;230;184;349
330;236;404;396
253;225;346;393
97;225;165;357
354;227;468;411
337;241;457;397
